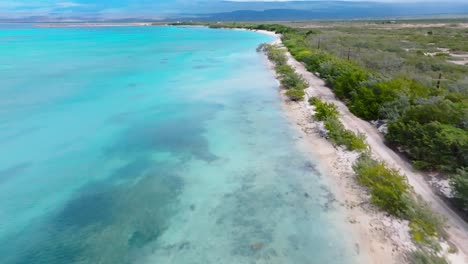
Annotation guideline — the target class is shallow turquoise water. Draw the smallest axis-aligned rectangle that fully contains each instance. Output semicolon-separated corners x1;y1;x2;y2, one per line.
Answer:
0;25;359;263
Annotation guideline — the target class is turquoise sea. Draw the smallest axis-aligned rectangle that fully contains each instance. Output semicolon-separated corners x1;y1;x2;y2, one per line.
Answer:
0;25;359;263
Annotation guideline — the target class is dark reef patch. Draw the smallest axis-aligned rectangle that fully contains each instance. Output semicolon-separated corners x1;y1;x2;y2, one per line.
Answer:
105;103;223;162
55;186;115;228
110;158;152;180
0;162;32;184
15;241;85;264
107;113;219;162
10;164;184;264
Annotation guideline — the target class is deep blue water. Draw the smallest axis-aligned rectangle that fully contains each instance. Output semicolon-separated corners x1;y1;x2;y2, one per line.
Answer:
0;25;359;263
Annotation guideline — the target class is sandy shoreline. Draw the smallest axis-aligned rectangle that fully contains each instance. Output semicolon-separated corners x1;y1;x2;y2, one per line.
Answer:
259;31;468;263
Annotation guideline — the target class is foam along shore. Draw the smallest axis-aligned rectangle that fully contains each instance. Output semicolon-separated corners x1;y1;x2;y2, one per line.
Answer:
257;31;468;263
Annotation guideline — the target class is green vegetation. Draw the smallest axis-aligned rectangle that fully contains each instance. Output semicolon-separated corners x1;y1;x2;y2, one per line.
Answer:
450;168;468;211
212;21;468;212
387;120;467;171
237;22;454;260
258;43;308;101
309;97;339;121
324;118;367;151
285;89;305;101
276;25;468;177
203;23;460;259
408;250;448;264
309;97;367;151
353;155;409;216
353;154;445;249
310;95;445;253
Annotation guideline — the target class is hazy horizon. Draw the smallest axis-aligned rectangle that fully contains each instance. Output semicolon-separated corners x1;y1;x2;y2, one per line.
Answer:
1;0;468;21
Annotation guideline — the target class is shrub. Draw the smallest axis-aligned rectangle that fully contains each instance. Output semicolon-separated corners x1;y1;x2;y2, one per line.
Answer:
281;72;308;90
309;97;339;121
276;64;295;76
303;50;333;72
285;89;305;101
354;155;446;246
324;118;368;151
404;195;445;245
309;97;367;151
262;44;288;66
353;154;409;216
379;95;411;121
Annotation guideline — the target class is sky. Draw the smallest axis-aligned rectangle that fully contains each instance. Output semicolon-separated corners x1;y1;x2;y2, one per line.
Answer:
0;0;466;20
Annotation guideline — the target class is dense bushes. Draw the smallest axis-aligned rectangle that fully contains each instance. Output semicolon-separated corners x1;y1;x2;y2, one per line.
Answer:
387;121;467;171
351;78;430;120
399;99;466;128
393;100;463;168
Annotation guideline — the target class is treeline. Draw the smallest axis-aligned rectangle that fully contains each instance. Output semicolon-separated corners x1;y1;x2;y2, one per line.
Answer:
235;23;467;213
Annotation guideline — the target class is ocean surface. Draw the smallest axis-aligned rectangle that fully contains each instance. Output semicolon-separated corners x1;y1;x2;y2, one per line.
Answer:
0;25;359;263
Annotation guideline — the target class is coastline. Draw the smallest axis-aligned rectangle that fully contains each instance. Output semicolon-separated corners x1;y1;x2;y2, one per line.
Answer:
258;30;468;263
264;32;408;264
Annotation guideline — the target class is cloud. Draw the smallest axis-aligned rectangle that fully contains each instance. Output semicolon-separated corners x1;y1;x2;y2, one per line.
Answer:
56;2;87;8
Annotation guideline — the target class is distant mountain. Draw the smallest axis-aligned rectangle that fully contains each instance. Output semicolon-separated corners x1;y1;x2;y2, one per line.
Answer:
1;1;467;22
177;2;468;21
